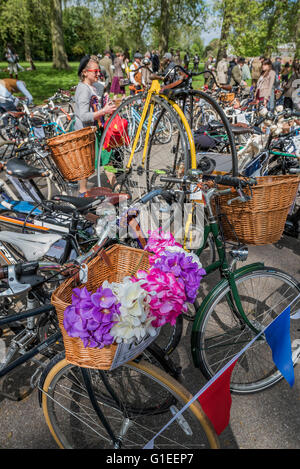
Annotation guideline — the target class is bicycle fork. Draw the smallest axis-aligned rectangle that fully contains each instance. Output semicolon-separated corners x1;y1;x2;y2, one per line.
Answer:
81;368;127;449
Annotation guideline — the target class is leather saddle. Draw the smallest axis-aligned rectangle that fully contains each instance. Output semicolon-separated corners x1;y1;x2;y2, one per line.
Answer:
6;158;49;179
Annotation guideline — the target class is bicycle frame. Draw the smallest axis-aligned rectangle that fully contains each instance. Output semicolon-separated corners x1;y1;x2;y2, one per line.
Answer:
125;78;197;171
191;190;265;335
0;304;61;382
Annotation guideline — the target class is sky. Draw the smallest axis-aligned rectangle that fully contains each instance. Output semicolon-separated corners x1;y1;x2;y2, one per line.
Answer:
202;27;221;46
201;1;222;46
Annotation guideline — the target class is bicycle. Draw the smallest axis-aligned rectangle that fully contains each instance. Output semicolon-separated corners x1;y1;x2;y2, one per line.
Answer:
0;233;219;449
96;65;238;202
135;169;300;394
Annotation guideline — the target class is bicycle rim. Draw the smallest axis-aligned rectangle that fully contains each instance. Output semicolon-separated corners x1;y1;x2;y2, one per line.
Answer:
185;90;238;176
194;267;300;394
41;356;219;449
96;94;191;202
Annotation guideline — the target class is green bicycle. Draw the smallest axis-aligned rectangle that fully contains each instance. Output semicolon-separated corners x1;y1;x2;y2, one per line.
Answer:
140;170;300;394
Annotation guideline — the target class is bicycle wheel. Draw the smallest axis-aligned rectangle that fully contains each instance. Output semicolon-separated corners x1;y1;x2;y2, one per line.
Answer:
97;94;191;202
192;266;300;394
41;353;219;449
183;90;238;176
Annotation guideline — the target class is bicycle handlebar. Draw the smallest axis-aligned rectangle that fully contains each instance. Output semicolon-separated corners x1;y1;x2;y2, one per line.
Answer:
160;173;257;189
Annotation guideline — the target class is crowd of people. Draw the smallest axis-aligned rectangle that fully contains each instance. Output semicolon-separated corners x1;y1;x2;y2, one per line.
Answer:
206;54;300;112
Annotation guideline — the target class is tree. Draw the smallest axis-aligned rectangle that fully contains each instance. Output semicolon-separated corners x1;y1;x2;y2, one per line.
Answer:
50;0;70;69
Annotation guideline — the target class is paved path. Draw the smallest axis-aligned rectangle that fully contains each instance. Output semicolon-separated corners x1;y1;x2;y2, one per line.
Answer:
0;235;299;449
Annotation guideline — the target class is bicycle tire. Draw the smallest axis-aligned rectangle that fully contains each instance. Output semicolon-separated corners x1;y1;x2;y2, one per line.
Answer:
192;266;300;394
184;90;238;176
96;94;191;202
41;353;219;449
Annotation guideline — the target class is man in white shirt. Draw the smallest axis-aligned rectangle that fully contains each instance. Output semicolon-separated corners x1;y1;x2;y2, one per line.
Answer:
129;53;143;95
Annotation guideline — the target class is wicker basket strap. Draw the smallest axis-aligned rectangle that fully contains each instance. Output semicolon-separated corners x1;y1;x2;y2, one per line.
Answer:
128;218;147;248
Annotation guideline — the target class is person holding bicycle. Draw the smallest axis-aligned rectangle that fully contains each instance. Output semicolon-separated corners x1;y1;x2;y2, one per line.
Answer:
74;54;116;195
129;53;143;95
0;77;33;111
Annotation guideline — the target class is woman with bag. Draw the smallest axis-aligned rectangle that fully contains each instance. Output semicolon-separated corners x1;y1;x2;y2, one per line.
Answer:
74;55;116;195
255;59;276;111
110;52;129;100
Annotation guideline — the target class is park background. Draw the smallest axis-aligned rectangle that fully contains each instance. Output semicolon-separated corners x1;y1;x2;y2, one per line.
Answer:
0;0;299;104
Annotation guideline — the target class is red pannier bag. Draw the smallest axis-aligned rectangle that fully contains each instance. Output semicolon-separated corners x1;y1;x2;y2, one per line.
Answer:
103;114;130;151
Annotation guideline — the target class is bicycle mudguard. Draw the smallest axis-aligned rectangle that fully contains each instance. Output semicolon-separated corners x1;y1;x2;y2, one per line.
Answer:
191;262;264;368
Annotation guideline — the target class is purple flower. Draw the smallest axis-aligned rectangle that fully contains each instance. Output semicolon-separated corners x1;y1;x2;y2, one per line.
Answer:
154;251;205;303
63;284;120;349
91;287;116;309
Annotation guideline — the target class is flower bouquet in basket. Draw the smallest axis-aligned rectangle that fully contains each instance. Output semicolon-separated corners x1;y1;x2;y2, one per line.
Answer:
62;230;206;369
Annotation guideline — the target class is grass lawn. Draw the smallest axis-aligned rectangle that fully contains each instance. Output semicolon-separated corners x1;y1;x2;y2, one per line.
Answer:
0;61;205;105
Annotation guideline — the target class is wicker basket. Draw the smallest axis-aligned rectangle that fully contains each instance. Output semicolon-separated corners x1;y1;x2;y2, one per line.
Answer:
216;175;300;245
47;126;96;182
219;92;235;103
51;244;151;369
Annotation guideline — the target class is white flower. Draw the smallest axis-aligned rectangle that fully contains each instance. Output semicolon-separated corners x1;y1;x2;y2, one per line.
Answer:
102;275;158;345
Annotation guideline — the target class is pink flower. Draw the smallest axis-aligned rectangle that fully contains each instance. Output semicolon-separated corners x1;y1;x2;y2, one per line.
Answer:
145;229;181;261
136;267;187;327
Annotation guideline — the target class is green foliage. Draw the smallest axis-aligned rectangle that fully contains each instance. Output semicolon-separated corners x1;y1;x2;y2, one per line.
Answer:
213;0;298;59
0;0;297;65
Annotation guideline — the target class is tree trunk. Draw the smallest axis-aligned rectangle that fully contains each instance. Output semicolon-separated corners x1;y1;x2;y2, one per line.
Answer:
159;0;171;55
216;0;233;64
24;0;36;70
295;0;300;59
50;0;70;70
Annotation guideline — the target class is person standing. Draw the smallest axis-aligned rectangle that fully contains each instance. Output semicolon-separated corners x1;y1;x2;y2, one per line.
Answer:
151;50;160;73
193;53;200;73
174;50;182;66
129;53;143;94
0;78;33;111
183;51;190;71
99;51;114;93
255;58;276;111
4;44;19;79
242;59;251;81
141;52;153;88
273;57;281;89
283;60;300;110
110;52;128;100
230;57;248;87
216;54;228;85
204;56;214;84
226;56;236;85
251;56;262;87
74;55;116;195
281;62;291;85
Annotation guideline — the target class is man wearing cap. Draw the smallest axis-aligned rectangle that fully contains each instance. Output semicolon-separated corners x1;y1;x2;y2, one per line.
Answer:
129;53;143;95
230;57;248;87
99;51;114;93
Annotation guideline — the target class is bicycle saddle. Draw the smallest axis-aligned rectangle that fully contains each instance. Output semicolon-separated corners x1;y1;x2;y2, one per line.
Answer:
231;124;254;135
7;111;25;118
6;158;49;179
52;195;102;210
160;86;189;99
0;231;62;262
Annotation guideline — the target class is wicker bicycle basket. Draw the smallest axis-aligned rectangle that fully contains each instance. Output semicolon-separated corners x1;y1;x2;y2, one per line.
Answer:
216;175;300;245
47;126;96;182
51;244;152;369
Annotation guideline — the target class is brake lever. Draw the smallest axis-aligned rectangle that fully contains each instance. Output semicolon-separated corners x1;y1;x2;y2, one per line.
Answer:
0;265;31;297
227;188;251;206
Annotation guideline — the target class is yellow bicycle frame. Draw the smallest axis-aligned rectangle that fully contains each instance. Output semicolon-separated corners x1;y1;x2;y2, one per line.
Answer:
126;79;197;171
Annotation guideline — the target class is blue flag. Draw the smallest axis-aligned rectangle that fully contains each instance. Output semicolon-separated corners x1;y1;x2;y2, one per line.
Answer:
265;306;295;387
